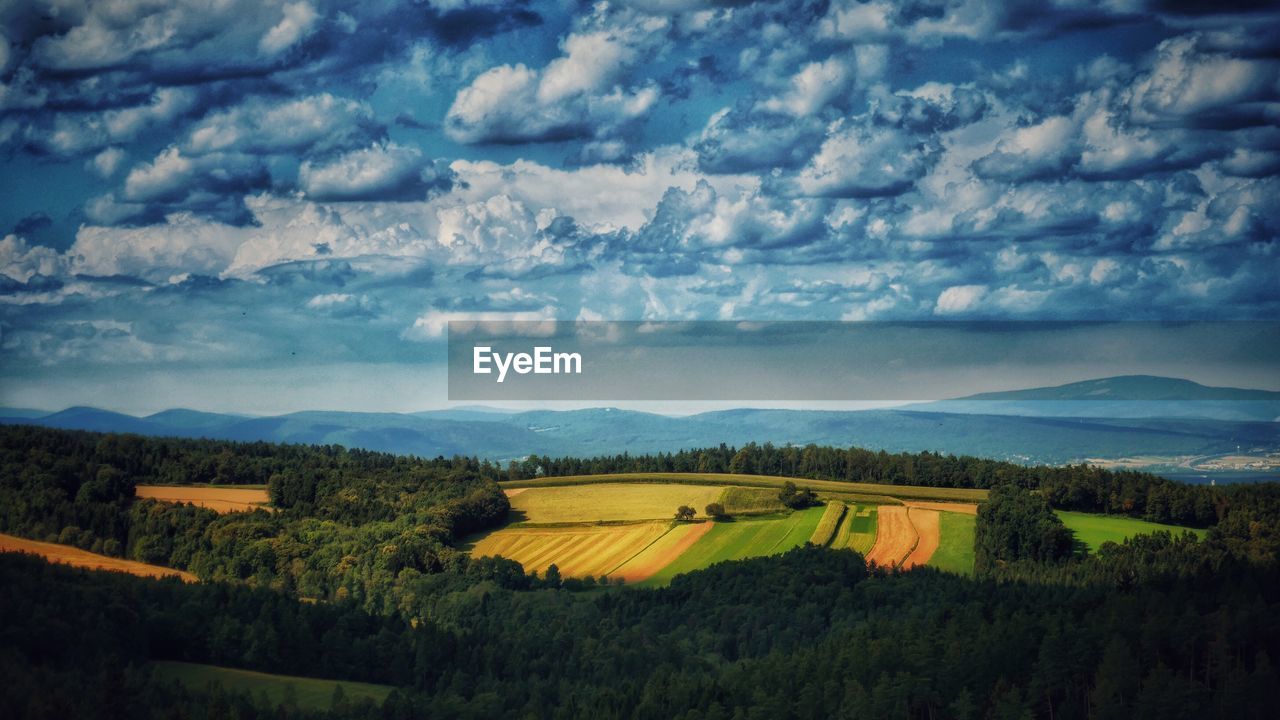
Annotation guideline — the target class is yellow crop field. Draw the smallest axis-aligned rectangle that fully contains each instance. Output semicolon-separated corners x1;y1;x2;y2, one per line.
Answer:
0;532;197;582
507;483;725;523
808;502;847;546
469;521;671;578
135;485;271;514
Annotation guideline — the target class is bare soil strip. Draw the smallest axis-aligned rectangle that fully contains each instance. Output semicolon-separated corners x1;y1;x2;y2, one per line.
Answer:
503;488;528;497
612;521;714;583
135;486;270;514
902;508;941;568
0;533;197;582
904;501;978;516
864;506;917;568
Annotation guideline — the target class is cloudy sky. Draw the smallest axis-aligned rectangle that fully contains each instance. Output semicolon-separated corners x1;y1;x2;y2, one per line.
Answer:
1;0;1278;413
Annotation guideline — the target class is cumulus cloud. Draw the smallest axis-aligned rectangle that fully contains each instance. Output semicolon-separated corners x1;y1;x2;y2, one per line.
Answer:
90;147;126;178
260;2;320;56
934;284;988;314
784;120;940;198
299;143;454;201
185;94;375;156
444;13;665;146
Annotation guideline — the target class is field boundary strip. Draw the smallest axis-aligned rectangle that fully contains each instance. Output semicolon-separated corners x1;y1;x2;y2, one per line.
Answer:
602;521;680;577
500;473;988;503
808;502;847;547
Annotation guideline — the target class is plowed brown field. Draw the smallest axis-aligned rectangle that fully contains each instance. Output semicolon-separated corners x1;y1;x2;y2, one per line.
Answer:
135;486;270;514
902;508;940;568
865;506;916;567
0;533;197;581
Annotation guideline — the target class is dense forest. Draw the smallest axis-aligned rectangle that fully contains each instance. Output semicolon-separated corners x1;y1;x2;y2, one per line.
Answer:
0;425;510;608
3;425;1280;718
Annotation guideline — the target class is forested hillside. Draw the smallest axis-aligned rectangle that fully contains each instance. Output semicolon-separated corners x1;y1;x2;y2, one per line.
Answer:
3;425;1280;718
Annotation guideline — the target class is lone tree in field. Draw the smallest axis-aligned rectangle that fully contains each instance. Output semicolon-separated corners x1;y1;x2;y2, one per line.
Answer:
675;505;697;522
779;481;818;509
705;502;728;520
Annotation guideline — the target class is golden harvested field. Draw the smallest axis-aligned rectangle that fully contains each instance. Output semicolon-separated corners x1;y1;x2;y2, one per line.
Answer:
864;506;916;568
902;508;940;568
501;473;988;503
905;501;978;516
507;483;725;523
469;521;671;578
613;522;714;583
0;533;197;582
135;485;271;514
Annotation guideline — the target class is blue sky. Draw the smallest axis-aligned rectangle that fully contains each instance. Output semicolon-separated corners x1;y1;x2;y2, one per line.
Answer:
1;0;1278;413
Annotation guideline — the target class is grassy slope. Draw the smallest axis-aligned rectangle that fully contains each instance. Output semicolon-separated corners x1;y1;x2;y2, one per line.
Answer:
503;473;988;503
639;506;827;586
152;661;393;711
928;512;976;576
1056;511;1209;552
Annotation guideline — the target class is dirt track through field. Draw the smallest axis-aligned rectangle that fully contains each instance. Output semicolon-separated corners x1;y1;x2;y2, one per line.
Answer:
135;486;270;514
902;508;941;568
865;506;916;567
503;488;528;497
0;533;197;582
904;501;978;516
613;521;714;583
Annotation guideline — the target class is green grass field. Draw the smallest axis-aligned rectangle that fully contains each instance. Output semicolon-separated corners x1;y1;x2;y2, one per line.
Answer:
502;473;988;503
928;512;976;576
718;486;785;514
1056;511;1208;552
832;504;878;554
152;661;394;711
640;506;827;586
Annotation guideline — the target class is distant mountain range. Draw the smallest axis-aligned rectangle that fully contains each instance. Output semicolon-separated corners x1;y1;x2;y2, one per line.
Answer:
905;375;1280;422
3;376;1277;468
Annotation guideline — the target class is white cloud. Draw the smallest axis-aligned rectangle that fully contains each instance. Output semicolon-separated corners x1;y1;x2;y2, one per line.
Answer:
70;213;249;281
299;142;448;201
789;121;939;197
0;234;67;284
759;57;852;117
259;2;320;56
89;147;126;178
444;15;666;145
185;93;373;155
933;284;988;314
1128;35;1278;124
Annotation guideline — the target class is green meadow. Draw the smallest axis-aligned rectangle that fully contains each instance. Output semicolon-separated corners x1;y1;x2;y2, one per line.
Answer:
640;506;827;586
1056;510;1208;552
929;512;977;576
152;661;394;711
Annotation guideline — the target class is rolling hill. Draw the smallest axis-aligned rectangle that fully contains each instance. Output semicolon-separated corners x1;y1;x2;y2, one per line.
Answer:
2;375;1277;468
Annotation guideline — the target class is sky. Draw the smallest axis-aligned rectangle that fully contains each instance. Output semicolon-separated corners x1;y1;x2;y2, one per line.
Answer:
1;0;1278;414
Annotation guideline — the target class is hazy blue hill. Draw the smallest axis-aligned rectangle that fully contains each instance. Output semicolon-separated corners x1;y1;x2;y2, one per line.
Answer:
964;375;1280;401
36;407;163;435
5;376;1277;467
0;408;52;420
411;407;516;422
906;376;1280;421
144;409;245;430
